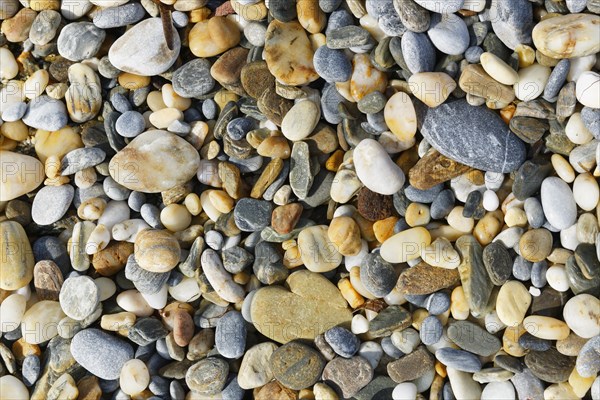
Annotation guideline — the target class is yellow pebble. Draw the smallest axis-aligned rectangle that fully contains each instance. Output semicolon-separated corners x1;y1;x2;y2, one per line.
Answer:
189;7;212;23
337;278;365;309
160;204;192;232
435;361;447;378
208;190;234;214
373;216;399;243
214;90;239;110
504;207;528;227
146;91;167;112
1;120;29;141
325;150;344;171
447;206;474;233
450;286;469;320
118;73;151;90
184;193;202;216
405;203;431;227
515;44;536;68
411;308;429;330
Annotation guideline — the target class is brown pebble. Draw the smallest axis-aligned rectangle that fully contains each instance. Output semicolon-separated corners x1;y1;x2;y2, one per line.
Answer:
254;381;298;400
241;61;276;99
251;157;284;199
219;161;245;199
76;376;102;400
257;87;293;126
33;260;63;301
173;309;195;347
408;150;472;190
271;203;303;235
210;47;249;95
215;0;235;16
92;241;134;276
357;187;395;222
396;262;460;295
1;8;37;43
387;346;435;383
327;216;362;256
11;339;41;362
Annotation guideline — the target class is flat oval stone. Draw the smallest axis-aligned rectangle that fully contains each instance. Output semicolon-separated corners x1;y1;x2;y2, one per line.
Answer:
455;235;493;316
563;294;600;339
381;228;432;264
134;229;180;273
71;329;133;380
401;31;436;74
270;341;325;390
92;2;145;29
532;14;600;59
435;348;482;373
21;301;65;344
427;13;469;55
264;20;319;86
31;185;74;225
108;18;180;76
489;0;533;50
215;311;247;359
186;358;229;394
0;151;44;201
0;221;35;290
496;280;532;326
109;130;200;193
172;59;215;99
540;177;577;230
420;99;526;173
250;270;352;344
57;22;105;61
59;275;99;320
524;348;576;383
447;320;502;357
353;139;405;195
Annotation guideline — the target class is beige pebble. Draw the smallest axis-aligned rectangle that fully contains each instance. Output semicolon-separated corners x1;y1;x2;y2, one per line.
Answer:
450;286;470;320
523;315;570;340
134;229;181;273
573;172;599;211
519;228;552;262
502;325;527;357
405;203;431;227
162;83;191;111
515;44;536;68
447;206;474;233
514;63;551;101
116;290;154;317
1;120;28;141
565;112;594;145
100;312;136;332
350;53;388;102
327;216;362;257
120;359;150;396
65;63;102;123
78;197;107;221
480;52;519;85
24;69;49;99
48;373;78;400
0;47;18;80
421;237;460;269
349;266;377;300
380;227;431;263
74;167;97;189
149;107;184;129
568;368;595;398
496;280;532;327
298;225;343;272
0;221;35;290
118;73;150;90
297;0;325;33
160;204;192;232
384;91;417;141
147;90;167;112
551;154;575;183
0;151;44;201
189;16;241;58
532;13;600;59
34;126;83;163
21;300;65;344
46;82;68;99
184;193;202;216
408;72;456;107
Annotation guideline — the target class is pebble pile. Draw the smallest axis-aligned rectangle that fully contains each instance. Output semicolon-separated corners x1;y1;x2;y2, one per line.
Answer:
0;0;599;399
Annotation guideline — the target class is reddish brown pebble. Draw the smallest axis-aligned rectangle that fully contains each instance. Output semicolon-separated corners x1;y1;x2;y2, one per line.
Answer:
33;260;63;301
271;203;303;234
173;309;195;347
357;187;395;222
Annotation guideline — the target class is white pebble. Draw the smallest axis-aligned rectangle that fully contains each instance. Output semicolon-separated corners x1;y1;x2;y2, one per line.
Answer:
568;54;596;82
85;224;111;254
563;294;600;338
391;327;421;354
514;63;551;101
351;314;369;334
576;71;600;109
529;286;541;297
0;375;30;400
94;277;117;301
482;381;515;400
393;382;418;400
358;341;382;370
120;359;150;395
482;190;499;211
141;284;168;310
112;219;150;242
560;223;580;251
573;173;599;211
0;48;18;80
116;290;154;317
0;294;26;333
484;171;504;191
168;277;201;302
353;138;405;195
546;265;570;292
98;200;130;230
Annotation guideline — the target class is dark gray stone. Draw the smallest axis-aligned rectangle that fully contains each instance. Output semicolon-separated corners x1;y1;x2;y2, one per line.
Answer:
512;158;552;200
531;260;548;288
525;348;576;383
227;118;256;141
455;235;493;315
172;59;215;98
71;329;134;380
543;59;570;101
404;184;443;204
518;332;551;352
222;246;254;274
60;147;106;175
233;198;273;232
447;320;502;357
324;326;360;358
431;189;455;219
393;0;429;33
513;256;533;282
435;348;482;373
125;255;170;294
215;311;247;359
426;292;450;315
22;355;40;387
33;236;70;274
128;318;169;346
420;99;526;173
490;0;533;50
360;253;397;297
252;241;288;285
483;241;513;286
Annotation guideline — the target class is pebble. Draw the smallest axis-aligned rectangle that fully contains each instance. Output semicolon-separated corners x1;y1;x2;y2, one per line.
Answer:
489;0;533;50
71;328;133;379
401;31;436;73
185;358;229;394
297;225;342;272
93;3;145;29
448;320;501;357
0;294;26;333
59;275;99;321
427;13;469;55
0;221;35;290
514;63;551;101
215;311;246;359
134;229;181;273
408;72;456;108
533;13;600;59
420;316;443;345
270;341;325;390
436;348;482;373
360;253;396;297
237;342;277;389
480;52;519;85
322;356;373;398
172;59;215;99
22;95;68;131
324;326;360;358
420;100;525;173
354;139;405;195
233;198;273;232
57;22;105;61
563;294;600;338
541;177;577;230
120;359;150;395
576;71;600;109
313;46;352;82
387;346;434;383
109;18;180;76
281;101;320;141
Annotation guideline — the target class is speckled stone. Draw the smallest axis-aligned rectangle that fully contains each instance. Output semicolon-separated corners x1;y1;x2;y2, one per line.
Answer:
57;22;106;61
401;31;436;73
270;341;325;390
172;59;215;98
71;329;134;380
313;46;352;82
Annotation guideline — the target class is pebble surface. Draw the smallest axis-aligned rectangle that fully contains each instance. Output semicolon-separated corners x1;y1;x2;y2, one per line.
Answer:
0;0;599;399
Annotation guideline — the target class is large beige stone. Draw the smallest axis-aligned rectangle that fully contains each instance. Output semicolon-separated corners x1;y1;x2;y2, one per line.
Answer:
0;221;35;290
0;151;44;201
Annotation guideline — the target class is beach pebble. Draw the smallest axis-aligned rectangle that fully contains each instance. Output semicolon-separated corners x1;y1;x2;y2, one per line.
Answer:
563;294;600;338
427;13;469;55
353;139;405;195
541;177;577;230
57;22;105;61
22;95;68;132
576;71;600;109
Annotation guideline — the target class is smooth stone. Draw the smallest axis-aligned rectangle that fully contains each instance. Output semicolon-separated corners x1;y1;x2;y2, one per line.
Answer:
271;341;325;390
59;275;99;320
533;14;600;59
456;235;493;315
401;31;436;73
186;358;229;394
22;95;68;131
0;293;26;333
0;376;30;399
324;326;360;358
407;72;456;108
31;185;74;226
511;369;545;400
393;0;430;32
544;59;570;101
489;0;533;50
109;18;180;76
322;356;373;398
250;270;352;343
447;320;501;357
360;253;397;297
57;22;105;61
368;305;412;338
1;221;35;290
540;177;577;230
384;91;417;140
297;225;342;272
481;382;515;400
264;20;319;86
427;13;469;55
233;198;272;232
413;0;464;13
282;101;319;141
237;342;277;390
436;348;482;373
109;130;200;193
387;346;434;383
125;256;169;294
496;280;532;326
514;63;551;101
581;107;600;139
93;3;144;28
71;328;133;379
576;336;600;378
563;294;600;338
482;241;513;285
447;367;482;399
172;59;215;98
0;151;44;202
525;348;576;383
420;315;443;345
576;71;600;109
480;52;519;85
353;139;405;195
512;158;552;200
420;99;526;173
313;46;352;83
215;311;246;359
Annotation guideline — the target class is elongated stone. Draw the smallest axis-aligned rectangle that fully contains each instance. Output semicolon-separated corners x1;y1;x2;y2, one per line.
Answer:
455;235;493;316
533;14;600;59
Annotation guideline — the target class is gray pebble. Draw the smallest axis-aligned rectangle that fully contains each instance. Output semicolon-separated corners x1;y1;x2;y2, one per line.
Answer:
31;185;74;226
489;0;533;50
205;230;224;250
244;22;267;47
435;348;482;373
57;22;106;61
30;10;62;46
93;3;145;29
313;46;352;82
325;9;354;36
71;329;134;380
519;333;551;352
168;119;191;136
366;111;388;133
513;256;532;281
22;355;40;387
566;0;588;12
524;197;545;228
360;253;397;297
430;189;455;219
22;95;68;131
358;91;387;114
427;13;469;56
447;320;501;357
405;183;444;203
202;99;218;119
170;381;185;400
141;203;164;229
319;0;342;12
110;92;131;113
103;176;131;201
33;236;70;274
98;56;121;79
581;107;600;140
414;0;464;13
465;46;484;63
401;31;436;73
426;292;450;315
393;0;430;33
125;255;169;294
543;59;570;102
324;326;360;358
227;117;256;140
233;198;273;232
253;241;288;285
172;59;215;98
1;101;27;122
382;336;404;358
366;0;392;18
60;147;106;175
531;260;547;288
576;335;600;378
116;111;146;138
321;83;344;124
420;316;443;345
128;317;169;346
149;376;170;397
222;246;254;274
327;25;372;49
378;5;406;37
59;275;99;320
483;241;512;286
511;368;545;400
215;311;247;359
171;11;188;28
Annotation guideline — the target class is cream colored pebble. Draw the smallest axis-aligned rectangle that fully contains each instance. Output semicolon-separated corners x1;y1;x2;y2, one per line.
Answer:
149;108;184;129
504;207;528;227
161;83;191;111
24;69;49;99
160;203;192;232
0;48;18;80
184;193;202;216
85;224;111;254
100;311;136;331
551;154;575;183
46;82;68;99
573;172;599;211
565;112;594;145
405;203;431;227
147;90;167;112
77;197;107;221
523;315;570;340
450;286;470;320
74;167;97;189
447;206;474;233
0;120;28;141
120;359;150;395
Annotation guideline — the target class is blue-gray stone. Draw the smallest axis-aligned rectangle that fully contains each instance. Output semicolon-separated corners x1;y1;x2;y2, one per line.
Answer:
511;368;545;400
172;11;188;28
447;320;501;357
116;111;145;138
60;147;106;175
513;256;533;281
381;336;404;359
319;0;342;12
125;255;169;294
215;311;247;359
33;236;70;274
155;338;171;360
427;13;469;55
489;0;533;50
170;381;185;400
22;355;40;387
401;31;436;73
227;117;256;141
128;317;168;346
543;59;570;102
172;59;215;98
378;5;406;37
168;119;190;136
576;335;600;378
313;46;352;82
222;246;254;274
581;107;600;140
202;99;218;119
252;241;288;285
140;203;163;229
404;294;429;308
426;292;450;315
71;329;134;380
518;333;551;351
393;0;430;33
103;176;131;201
420;99;526;172
31;185;74;226
431;189;455;219
483;241;512;286
360;253;397;297
524;197;545;228
531;260;548;288
465;46;484;63
110;92;131;113
127;191;146;212
325;9;354;36
321;84;344;124
436;348;482;373
566;0;587;12
420;316;443;345
57;22;106;61
234;198;273;232
149;376;170;397
366;111;388;133
22;95;68;131
2;101;27;122
93;3;145;28
324;326;360;358
405;184;444;203
222;376;245;400
366;0;392;18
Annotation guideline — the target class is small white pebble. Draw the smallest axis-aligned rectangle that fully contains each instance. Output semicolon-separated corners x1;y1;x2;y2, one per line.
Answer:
393;382;418;400
351;314;369;334
529;287;541;297
482;190;499;211
546;265;570;292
